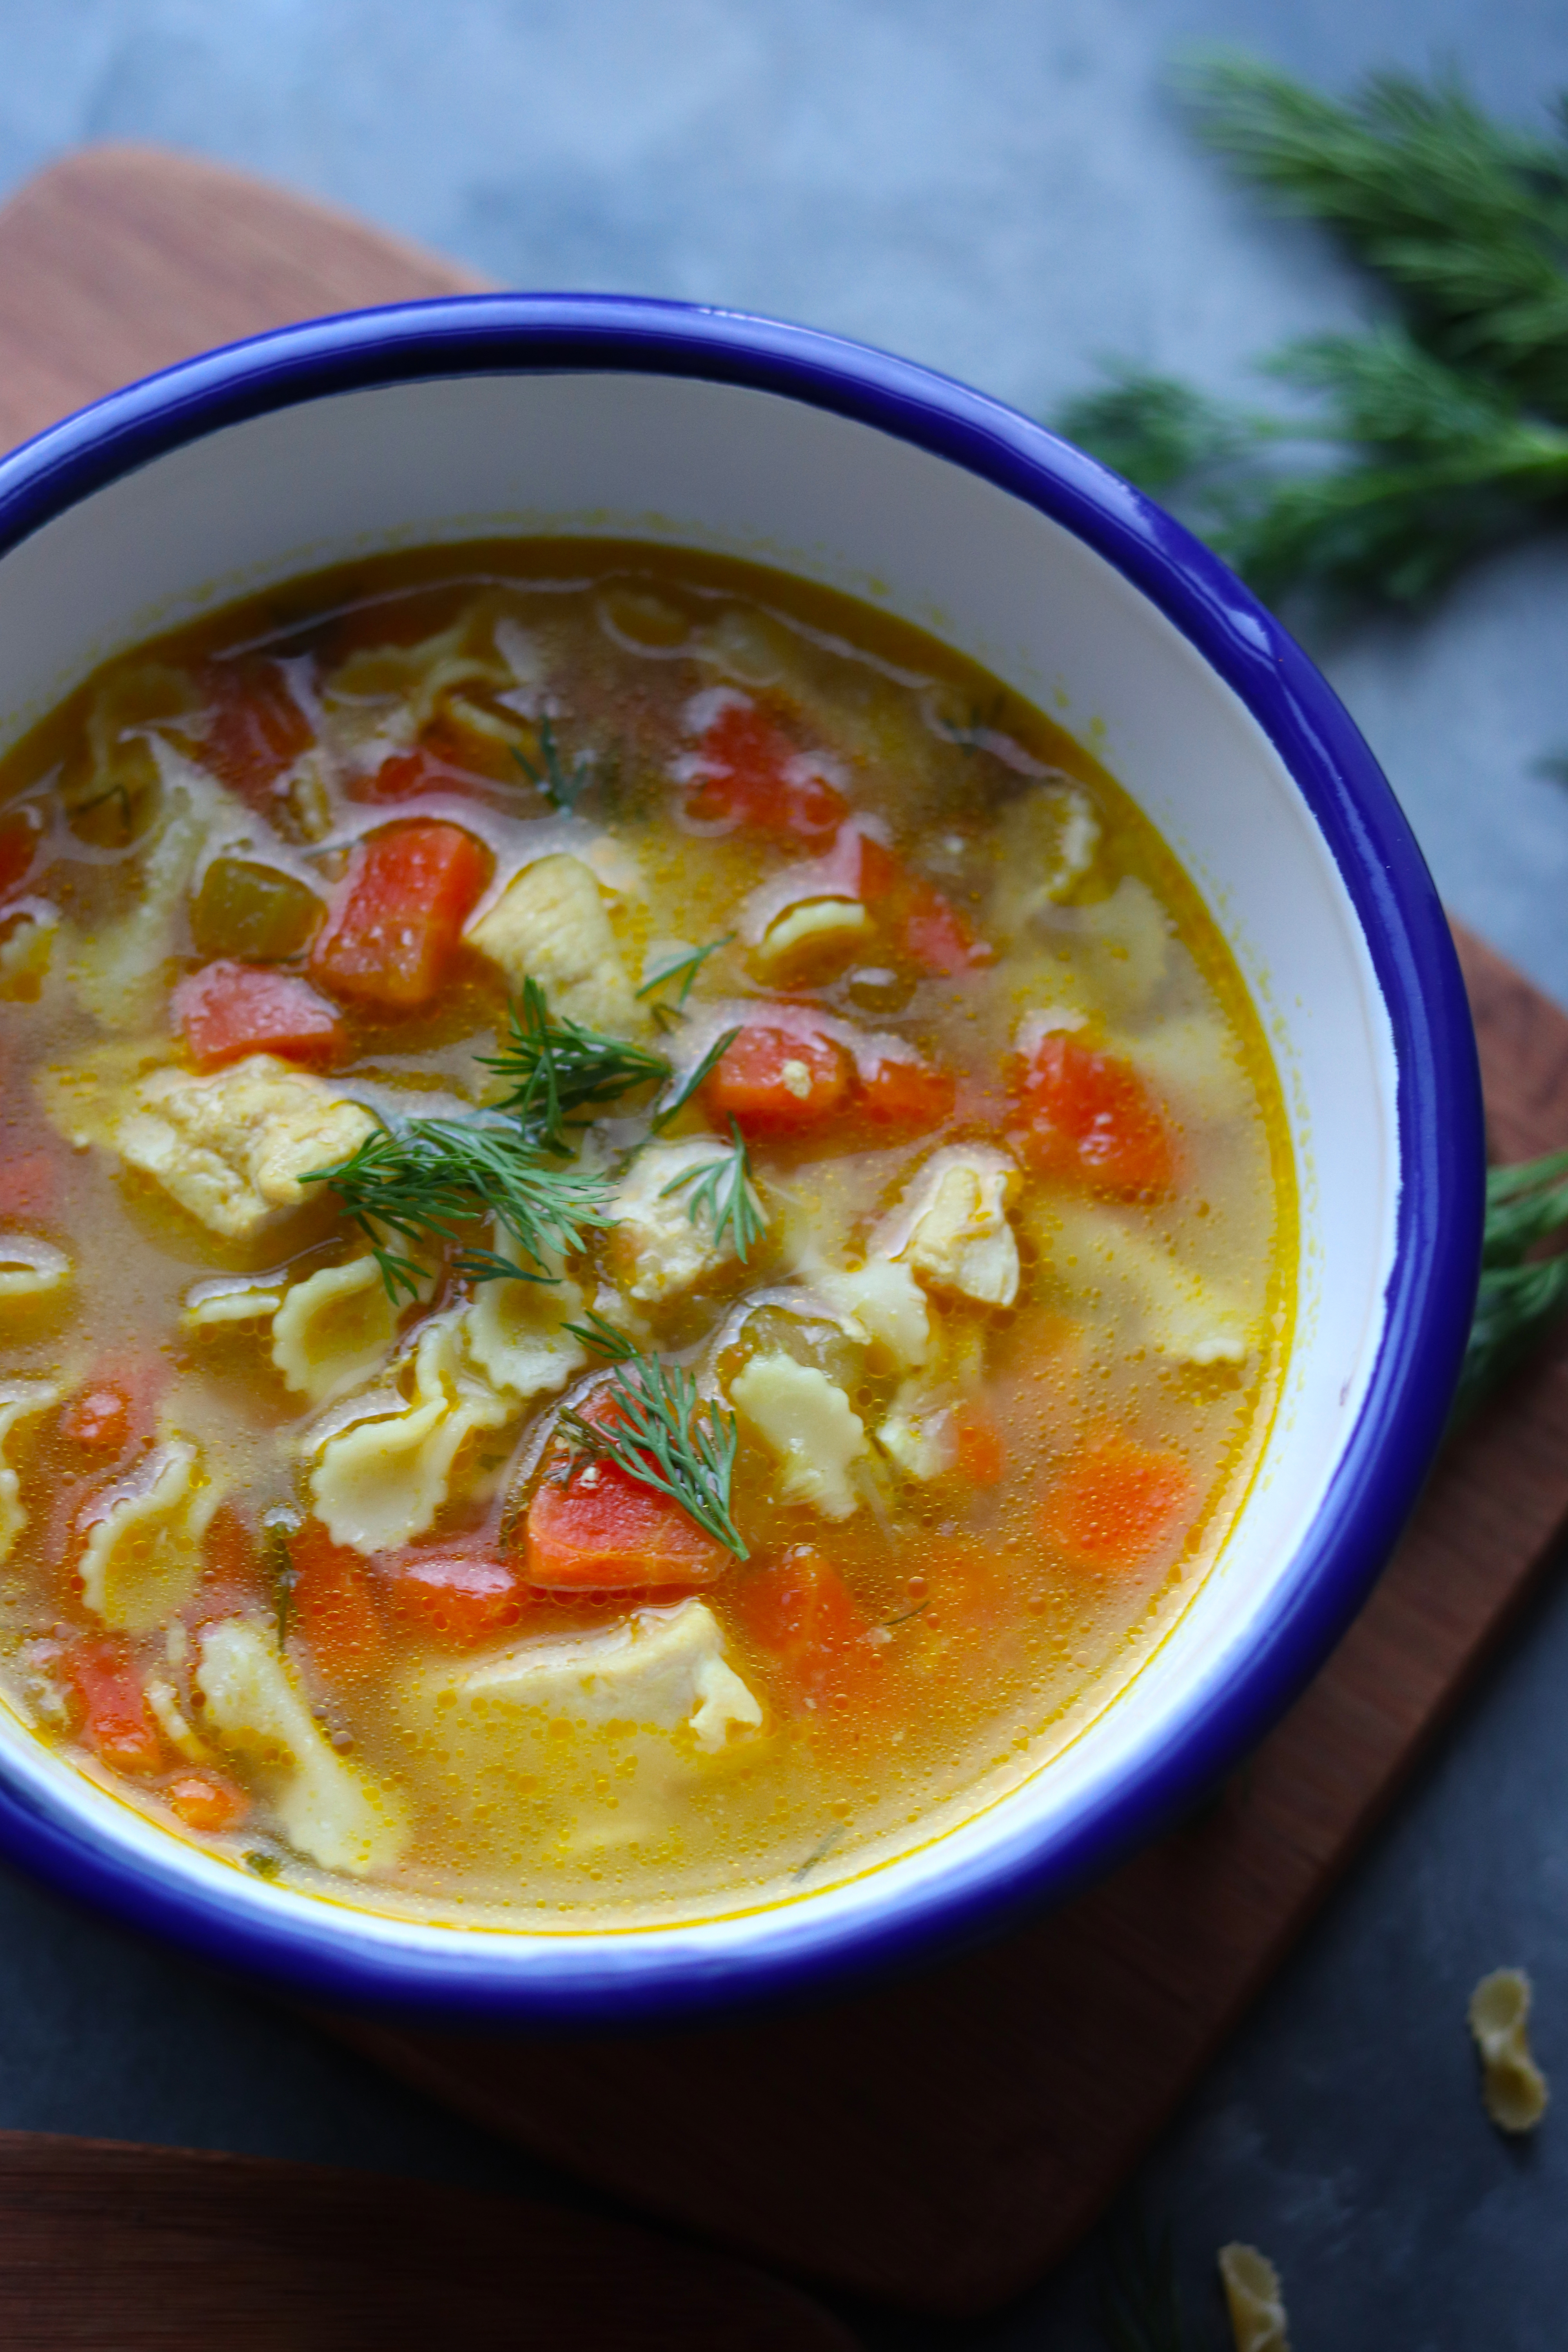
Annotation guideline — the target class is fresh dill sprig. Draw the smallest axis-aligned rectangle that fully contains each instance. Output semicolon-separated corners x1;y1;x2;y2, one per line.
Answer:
651;1027;742;1132
1452;1145;1568;1425
635;933;735;1010
659;1119;766;1263
302;1118;615;1303
556;1354;748;1557
261;1506;301;1650
511;715;592;812
1096;2217;1210;2352
563;1305;641;1361
478;980;670;1153
1186;54;1568;419
1056;59;1568;606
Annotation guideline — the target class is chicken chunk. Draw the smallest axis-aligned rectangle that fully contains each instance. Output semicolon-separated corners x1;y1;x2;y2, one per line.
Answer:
878;1146;1021;1309
195;1618;407;1875
109;1054;376;1241
608;1137;764;1305
77;1439;222;1631
407;1600;760;1755
466;852;639;1033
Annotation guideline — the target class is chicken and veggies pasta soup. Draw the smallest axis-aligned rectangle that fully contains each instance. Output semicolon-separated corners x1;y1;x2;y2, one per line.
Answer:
0;545;1292;1924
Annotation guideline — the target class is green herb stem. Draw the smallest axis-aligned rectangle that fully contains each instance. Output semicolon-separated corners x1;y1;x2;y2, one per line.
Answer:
303;1117;615;1303
658;1120;765;1262
479;978;670;1154
635;933;735;1008
652;1028;741;1132
556;1354;748;1558
1448;1146;1568;1426
511;715;592;812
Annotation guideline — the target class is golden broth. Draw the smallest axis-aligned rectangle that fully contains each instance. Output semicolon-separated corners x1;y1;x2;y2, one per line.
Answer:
0;543;1293;1928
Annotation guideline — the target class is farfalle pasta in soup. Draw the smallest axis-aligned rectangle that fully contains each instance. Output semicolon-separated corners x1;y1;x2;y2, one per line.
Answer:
0;544;1293;1923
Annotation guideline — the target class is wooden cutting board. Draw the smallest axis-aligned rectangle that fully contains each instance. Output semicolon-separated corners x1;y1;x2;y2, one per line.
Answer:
0;2128;858;2350
3;141;1566;2324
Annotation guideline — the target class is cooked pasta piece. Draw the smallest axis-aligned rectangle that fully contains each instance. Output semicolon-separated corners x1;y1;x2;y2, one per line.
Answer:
0;1379;60;1560
609;1138;764;1305
731;1354;869;1519
77;1439;221;1632
271;1257;401;1407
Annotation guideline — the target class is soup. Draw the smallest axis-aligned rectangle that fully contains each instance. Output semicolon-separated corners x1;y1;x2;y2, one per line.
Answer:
0;543;1292;1927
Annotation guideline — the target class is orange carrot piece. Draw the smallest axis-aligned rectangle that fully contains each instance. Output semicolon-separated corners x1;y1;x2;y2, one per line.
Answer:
1042;1435;1192;1572
379;1546;532;1645
525;1458;730;1590
311;820;490;1010
167;1771;250;1832
1012;1031;1175;1197
173;960;347;1072
62;1637;164;1775
702;1022;852;1133
684;698;848;844
730;1545;887;1717
290;1521;386;1680
952;1401;1008;1486
200;659;314;805
856;1051;955;1132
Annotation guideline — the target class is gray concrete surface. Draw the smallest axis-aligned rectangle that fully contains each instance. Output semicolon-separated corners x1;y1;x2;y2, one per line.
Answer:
0;3;1566;2342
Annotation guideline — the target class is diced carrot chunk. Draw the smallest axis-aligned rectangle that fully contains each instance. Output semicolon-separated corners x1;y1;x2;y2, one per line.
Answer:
1013;1031;1174;1196
0;1146;59;1223
352;743;475;806
60;1386;131;1454
0;808;40;904
167;1771;250;1832
526;1460;730;1590
730;1545;887;1717
1041;1435;1192;1572
702;1023;852;1132
290;1522;385;1679
62;1637;164;1775
684;699;848;843
900;881;987;976
524;1390;731;1590
172;960;348;1072
380;1546;531;1645
59;1352;165;1458
854;835;991;975
201;660;314;804
952;1401;1007;1486
198;1504;268;1613
311;820;490;1010
856;1052;955;1132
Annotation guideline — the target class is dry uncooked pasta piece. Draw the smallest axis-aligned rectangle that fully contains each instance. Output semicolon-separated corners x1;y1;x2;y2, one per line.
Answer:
1218;2242;1290;2352
1469;1966;1548;2133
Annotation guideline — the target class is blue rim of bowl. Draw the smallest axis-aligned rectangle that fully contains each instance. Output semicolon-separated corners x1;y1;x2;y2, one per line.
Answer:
0;294;1483;2023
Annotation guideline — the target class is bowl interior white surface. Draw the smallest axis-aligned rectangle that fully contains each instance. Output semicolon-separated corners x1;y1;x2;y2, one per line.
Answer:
0;372;1395;1976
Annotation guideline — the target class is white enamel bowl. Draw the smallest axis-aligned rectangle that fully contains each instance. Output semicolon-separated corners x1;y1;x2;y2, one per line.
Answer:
0;298;1482;2020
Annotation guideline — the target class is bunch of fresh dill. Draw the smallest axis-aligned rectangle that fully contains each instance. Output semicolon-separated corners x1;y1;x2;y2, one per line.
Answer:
1454;1149;1568;1424
1096;2218;1214;2352
1056;56;1568;606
